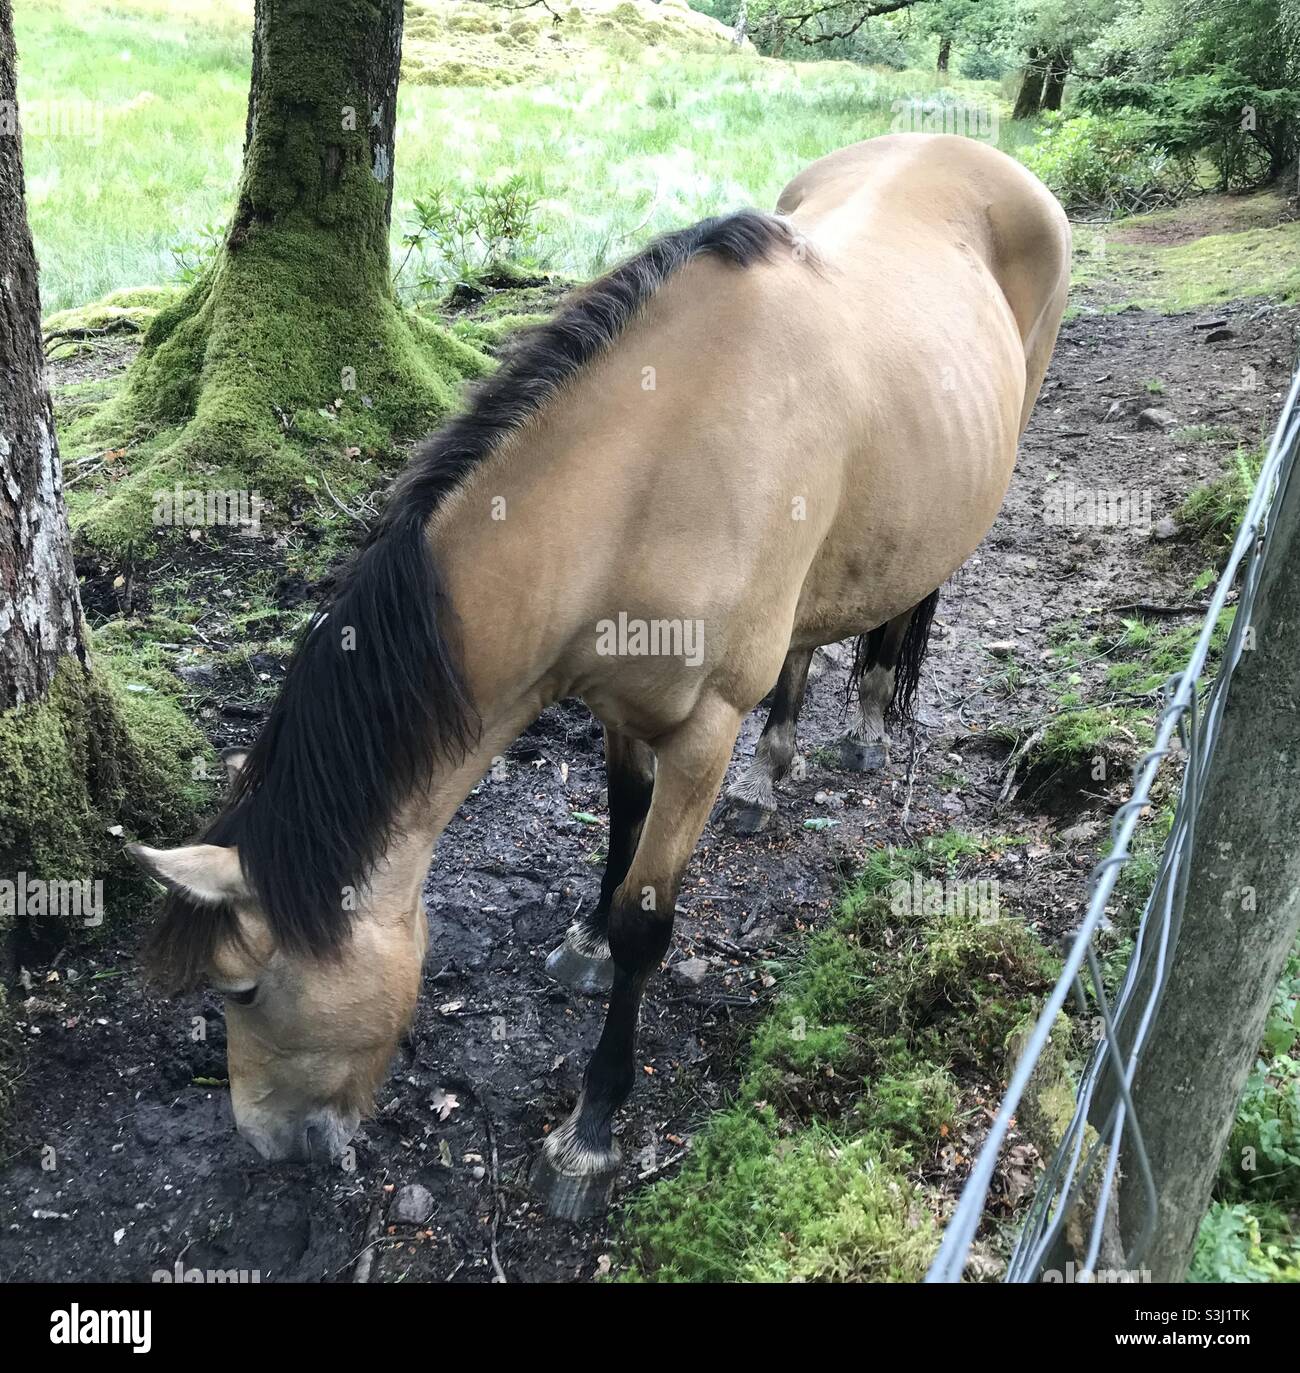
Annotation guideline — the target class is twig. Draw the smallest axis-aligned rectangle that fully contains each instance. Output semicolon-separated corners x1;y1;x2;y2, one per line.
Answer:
998;726;1045;804
481;1102;509;1284
350;1194;387;1283
637;1147;687;1182
319;470;369;527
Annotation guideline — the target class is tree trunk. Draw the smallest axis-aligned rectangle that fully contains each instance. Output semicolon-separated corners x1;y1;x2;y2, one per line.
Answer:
0;0;205;950
1012;47;1046;120
1041;47;1071;112
91;0;485;533
937;35;951;73
732;0;748;45
1108;458;1300;1280
0;0;85;711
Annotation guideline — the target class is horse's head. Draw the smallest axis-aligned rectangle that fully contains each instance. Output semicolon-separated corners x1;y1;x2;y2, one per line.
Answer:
130;754;427;1164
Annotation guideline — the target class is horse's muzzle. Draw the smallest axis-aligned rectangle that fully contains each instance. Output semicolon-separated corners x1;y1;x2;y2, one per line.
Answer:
238;1106;358;1165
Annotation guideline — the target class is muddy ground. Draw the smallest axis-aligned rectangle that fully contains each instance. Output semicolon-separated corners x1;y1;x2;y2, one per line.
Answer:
3;279;1297;1282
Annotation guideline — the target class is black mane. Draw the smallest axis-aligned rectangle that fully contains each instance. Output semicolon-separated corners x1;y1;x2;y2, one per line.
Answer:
146;208;798;988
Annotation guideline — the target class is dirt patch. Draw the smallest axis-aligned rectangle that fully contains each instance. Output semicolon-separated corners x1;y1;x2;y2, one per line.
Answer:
3;295;1297;1282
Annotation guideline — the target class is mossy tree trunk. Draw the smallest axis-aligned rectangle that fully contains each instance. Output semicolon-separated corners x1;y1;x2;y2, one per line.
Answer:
0;0;207;953
102;0;485;495
937;35;951;73
0;0;85;711
1012;47;1046;120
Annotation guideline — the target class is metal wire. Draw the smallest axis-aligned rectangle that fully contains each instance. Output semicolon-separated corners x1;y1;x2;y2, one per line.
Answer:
926;364;1300;1283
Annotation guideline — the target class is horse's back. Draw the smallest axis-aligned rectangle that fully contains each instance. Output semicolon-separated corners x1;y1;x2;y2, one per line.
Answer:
777;133;1070;346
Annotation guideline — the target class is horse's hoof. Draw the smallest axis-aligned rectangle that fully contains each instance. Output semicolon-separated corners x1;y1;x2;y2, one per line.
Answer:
532;1141;621;1221
545;939;614;997
725;798;776;835
838;737;888;772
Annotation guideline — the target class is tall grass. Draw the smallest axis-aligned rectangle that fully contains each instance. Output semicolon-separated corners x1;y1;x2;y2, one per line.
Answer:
15;0;1011;310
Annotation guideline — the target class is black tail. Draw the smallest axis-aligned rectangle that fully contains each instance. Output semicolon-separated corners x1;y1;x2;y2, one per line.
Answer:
847;589;940;723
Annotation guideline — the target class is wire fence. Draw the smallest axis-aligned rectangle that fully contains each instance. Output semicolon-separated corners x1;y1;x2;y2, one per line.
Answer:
925;361;1300;1284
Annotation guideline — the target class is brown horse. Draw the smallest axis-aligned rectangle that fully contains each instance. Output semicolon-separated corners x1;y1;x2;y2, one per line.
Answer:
130;133;1069;1219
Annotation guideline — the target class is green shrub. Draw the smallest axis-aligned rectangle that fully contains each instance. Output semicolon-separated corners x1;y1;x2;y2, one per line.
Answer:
1076;74;1300;192
396;175;542;294
1018;111;1198;215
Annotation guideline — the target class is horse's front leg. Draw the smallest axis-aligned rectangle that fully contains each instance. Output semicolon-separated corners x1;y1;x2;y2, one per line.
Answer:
546;727;655;996
534;697;742;1220
721;647;812;833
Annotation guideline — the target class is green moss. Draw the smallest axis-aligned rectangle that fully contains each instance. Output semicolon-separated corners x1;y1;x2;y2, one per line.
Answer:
621;1115;935;1283
1010;610;1235;776
450;310;551;351
43;285;184;340
0;648;210;944
618;834;1064;1281
69;226;490;554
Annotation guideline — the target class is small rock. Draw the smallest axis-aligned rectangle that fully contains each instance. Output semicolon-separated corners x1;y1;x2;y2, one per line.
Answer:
1153;516;1179;540
390;1183;433;1226
1138;407;1177;431
671;957;710;988
984;640;1016;658
1058;820;1102;844
177;663;216;686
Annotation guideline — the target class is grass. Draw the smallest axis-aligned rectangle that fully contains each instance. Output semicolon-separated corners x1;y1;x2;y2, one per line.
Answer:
1178;447;1265;562
616;834;1065;1282
998;609;1236;785
16;0;999;313
1070;212;1300;317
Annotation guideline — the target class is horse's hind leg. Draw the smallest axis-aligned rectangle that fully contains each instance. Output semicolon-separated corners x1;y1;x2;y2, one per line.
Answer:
534;696;742;1220
546;728;655;997
720;647;813;834
838;590;939;771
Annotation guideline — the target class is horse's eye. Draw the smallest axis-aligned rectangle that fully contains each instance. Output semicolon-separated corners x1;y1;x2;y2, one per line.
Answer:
223;985;258;1006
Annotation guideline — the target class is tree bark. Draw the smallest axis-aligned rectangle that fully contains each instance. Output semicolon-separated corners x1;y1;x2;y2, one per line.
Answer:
732;0;748;45
1044;444;1300;1283
0;0;86;711
1106;455;1300;1281
1041;47;1071;112
231;0;401;255
1012;47;1046;120
937;35;951;73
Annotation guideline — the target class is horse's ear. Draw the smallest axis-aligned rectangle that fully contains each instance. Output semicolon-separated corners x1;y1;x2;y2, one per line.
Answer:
220;747;249;786
127;843;249;906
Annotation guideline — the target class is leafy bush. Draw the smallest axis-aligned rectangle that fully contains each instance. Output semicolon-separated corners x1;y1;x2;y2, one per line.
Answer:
396;174;541;292
1018;110;1198;214
169;220;224;285
1190;1203;1300;1282
1075;74;1300;191
1191;940;1300;1282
